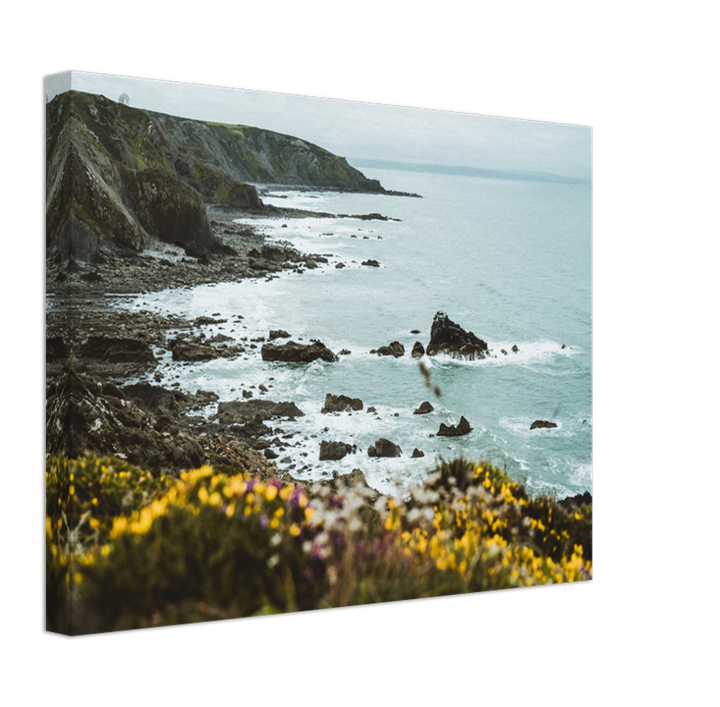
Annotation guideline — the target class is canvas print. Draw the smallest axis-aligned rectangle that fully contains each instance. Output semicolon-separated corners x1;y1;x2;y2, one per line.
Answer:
45;71;592;635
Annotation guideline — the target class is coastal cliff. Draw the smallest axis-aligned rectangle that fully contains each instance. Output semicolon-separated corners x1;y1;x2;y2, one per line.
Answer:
150;110;385;192
45;91;386;262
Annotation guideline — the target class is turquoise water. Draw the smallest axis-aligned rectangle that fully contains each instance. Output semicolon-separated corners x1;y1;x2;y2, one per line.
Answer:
123;168;592;498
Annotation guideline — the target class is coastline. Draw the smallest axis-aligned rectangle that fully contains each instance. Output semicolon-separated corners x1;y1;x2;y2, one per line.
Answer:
46;201;392;490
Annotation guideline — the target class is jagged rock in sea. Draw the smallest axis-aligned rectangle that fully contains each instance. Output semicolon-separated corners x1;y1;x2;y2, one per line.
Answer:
437;416;473;437
321;394;363;413
361;259;380;267
411;448;425;458
413;401;434;415
217;399;305;424
411;341;425;358
367;438;402;458
261;340;338;363
373;341;405;358
530;420;557;430
319;440;357;461
268;329;291;340
426;311;490;360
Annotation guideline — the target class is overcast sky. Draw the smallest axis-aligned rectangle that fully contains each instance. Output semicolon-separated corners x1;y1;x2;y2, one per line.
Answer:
46;71;591;181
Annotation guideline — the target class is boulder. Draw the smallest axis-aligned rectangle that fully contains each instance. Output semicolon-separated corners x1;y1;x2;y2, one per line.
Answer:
217;399;305;424
530;420;557;430
319;440;357;461
413;401;434;415
78;336;156;365
512;345;519;353
361;259;380;267
170;338;217;362
321;394;363;413
411;341;425;358
375;341;405;358
426;311;489;360
261;340;338;363
268;329;291;340
437;416;473;437
367;438;402;458
411;448;425;458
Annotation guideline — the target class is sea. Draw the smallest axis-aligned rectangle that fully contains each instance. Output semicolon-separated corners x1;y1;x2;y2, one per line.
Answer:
119;167;592;499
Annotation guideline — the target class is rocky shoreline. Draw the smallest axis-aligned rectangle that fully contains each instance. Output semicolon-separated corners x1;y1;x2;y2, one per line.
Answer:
46;205;590;507
45;205;399;494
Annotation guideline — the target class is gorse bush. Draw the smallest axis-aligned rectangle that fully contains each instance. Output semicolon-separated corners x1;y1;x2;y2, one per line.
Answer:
46;455;592;635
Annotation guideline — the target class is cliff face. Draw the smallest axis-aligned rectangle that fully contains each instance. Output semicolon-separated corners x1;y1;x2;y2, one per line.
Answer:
47;91;388;263
46;91;258;262
150;112;384;192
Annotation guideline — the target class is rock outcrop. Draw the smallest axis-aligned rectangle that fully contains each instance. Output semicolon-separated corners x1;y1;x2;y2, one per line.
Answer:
217;399;305;424
319;440;357;461
321;394;363;413
413;401;434;415
373;342;405;358
46;367;275;476
261;340;338;363
530;420;557;430
411;341;425;358
426;311;490;360
367;438;402;458
437;416;473;437
45;91;247;263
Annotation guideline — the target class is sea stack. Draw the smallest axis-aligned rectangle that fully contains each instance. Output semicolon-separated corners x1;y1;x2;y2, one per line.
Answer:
426;311;490;360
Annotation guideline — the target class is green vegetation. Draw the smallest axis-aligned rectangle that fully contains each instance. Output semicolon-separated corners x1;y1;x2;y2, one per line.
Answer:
46;454;591;635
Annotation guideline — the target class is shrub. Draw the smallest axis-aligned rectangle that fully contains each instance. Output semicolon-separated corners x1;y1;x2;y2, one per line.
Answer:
75;467;326;633
46;454;591;634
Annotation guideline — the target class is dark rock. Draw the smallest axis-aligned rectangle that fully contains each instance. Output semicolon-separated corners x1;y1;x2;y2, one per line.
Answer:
321;394;363;413
261;340;338;363
319;440;357;461
375;341;404;358
437;416;473;437
501;349;508;356
264;449;279;460
411;448;425;458
530;420;557;430
101;382;125;399
426;311;489;360
338;349;352;356
558;491;592;510
361;259;380;267
335;263;345;269
367;438;402;458
242;390;252;399
512;345;519;353
170;338;217;362
268;329;291;340
367;407;377;413
413;401;434;415
217;399;305;424
79;336;156;365
411;341;425;358
410;330;421;334
122;383;185;414
46;336;68;364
